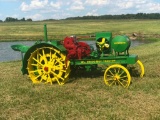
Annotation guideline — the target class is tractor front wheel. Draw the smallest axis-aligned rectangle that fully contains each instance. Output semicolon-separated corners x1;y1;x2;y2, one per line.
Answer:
104;64;131;88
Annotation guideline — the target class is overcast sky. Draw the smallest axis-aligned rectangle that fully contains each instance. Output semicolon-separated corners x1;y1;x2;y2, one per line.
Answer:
0;0;160;21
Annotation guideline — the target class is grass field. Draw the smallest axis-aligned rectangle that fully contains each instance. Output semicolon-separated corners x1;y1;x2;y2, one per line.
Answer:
0;20;160;119
0;35;160;120
0;19;160;41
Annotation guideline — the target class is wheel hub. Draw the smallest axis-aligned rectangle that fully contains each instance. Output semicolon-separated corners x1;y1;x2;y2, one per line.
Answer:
44;66;49;72
43;65;51;73
114;74;120;80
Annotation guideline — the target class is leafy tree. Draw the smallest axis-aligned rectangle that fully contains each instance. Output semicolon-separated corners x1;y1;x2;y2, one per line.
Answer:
26;18;32;21
5;17;18;22
4;17;32;22
20;17;25;21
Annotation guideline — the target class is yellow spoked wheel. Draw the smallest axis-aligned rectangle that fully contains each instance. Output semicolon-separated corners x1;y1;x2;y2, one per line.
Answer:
127;60;145;78
27;47;70;85
104;64;131;88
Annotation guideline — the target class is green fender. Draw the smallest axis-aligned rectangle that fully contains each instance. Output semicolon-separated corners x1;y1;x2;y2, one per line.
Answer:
11;44;30;53
21;42;67;74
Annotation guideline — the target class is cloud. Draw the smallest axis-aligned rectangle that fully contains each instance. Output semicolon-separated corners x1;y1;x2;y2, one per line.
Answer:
51;11;71;19
20;0;48;12
69;6;84;10
0;0;18;1
85;0;110;6
18;0;160;20
50;1;62;9
117;1;134;9
115;0;148;10
108;0;160;14
145;3;160;12
135;2;160;13
26;13;44;20
69;0;84;10
86;9;98;16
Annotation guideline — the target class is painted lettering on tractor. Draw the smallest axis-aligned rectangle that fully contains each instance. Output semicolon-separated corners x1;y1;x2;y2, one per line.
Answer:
80;60;116;64
114;42;126;44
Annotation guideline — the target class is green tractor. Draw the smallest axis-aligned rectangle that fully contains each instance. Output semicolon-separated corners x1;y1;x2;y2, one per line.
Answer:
11;24;144;88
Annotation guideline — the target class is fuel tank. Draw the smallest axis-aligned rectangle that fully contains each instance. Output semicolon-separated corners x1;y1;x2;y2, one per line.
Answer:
111;35;131;52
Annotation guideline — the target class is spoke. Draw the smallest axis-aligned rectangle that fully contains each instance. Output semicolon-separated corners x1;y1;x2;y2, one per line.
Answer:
119;70;125;77
42;49;48;64
39;73;45;82
114;68;117;74
117;80;126;87
53;48;61;54
33;57;43;66
54;66;64;71
38;53;43;58
50;52;57;62
41;74;47;81
106;78;114;82
31;63;42;68
55;77;61;85
31;63;39;66
109;80;115;86
42;49;45;56
34;73;43;80
51;71;64;80
117;67;120;74
119;76;128;79
106;74;114;77
59;69;66;72
64;73;69;78
46;75;52;84
119;78;128;83
56;57;64;63
108;69;115;76
55;69;66;72
37;50;41;62
50;49;52;60
29;69;41;73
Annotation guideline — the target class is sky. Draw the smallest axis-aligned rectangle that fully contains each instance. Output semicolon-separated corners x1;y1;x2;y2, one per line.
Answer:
0;0;160;21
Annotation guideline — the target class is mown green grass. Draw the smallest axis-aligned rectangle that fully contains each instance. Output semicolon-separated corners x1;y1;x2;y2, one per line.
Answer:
0;41;160;119
0;20;160;119
0;19;160;41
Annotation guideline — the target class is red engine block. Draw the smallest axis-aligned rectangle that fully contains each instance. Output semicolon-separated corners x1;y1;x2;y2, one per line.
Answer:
63;36;91;59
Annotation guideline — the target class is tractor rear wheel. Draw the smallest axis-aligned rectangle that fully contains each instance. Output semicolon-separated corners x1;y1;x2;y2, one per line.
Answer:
27;47;70;85
104;64;131;88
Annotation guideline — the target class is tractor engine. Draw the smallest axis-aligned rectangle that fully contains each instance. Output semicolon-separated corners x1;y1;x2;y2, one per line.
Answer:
63;36;91;59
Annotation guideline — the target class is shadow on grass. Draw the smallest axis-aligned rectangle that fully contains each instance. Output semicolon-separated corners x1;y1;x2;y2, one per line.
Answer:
67;66;142;83
68;69;104;83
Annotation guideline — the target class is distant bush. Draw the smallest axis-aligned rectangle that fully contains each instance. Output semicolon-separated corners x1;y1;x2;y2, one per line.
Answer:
4;17;32;22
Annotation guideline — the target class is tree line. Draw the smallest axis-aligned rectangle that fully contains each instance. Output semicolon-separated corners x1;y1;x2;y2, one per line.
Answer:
0;13;160;22
66;13;160;20
0;17;32;22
